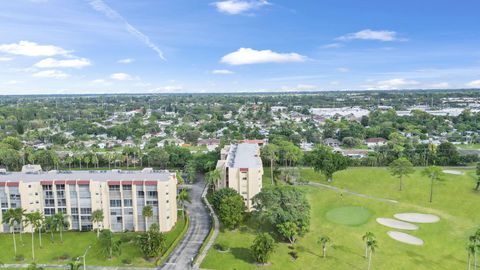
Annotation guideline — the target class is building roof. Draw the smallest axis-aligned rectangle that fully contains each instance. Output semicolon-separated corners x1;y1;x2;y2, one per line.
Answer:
226;143;262;169
0;168;173;183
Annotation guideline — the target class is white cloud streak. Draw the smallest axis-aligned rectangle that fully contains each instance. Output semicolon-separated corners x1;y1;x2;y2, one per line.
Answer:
213;0;270;15
88;0;165;60
338;29;399;42
34;58;91;68
212;69;234;74
117;58;134;64
0;41;71;57
466;80;480;88
33;69;69;78
221;48;306;65
110;72;133;81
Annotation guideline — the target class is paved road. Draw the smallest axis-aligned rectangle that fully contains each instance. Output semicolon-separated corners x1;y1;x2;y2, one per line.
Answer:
161;176;211;270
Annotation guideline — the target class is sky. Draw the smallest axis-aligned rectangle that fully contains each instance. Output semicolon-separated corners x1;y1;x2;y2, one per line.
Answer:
0;0;480;94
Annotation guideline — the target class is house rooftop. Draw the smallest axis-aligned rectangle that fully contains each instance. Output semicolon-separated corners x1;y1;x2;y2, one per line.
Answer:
0;166;173;183
226;143;262;169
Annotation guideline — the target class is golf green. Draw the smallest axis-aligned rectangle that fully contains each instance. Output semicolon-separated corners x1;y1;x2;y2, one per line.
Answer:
325;206;372;226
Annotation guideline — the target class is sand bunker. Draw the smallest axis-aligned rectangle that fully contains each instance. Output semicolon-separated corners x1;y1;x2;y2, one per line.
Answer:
376;218;418;230
387;231;424;246
394;213;440;223
443;170;464;175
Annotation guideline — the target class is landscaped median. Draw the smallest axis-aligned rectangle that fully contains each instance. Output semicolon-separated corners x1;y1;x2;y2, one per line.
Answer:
0;212;188;268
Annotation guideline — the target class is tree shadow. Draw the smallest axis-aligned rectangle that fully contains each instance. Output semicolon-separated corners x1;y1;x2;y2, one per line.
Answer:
230;247;255;264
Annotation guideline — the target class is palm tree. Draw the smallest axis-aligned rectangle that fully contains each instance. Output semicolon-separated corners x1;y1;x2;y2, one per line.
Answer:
14;208;25;245
34;213;44;249
44;216;57;242
319;236;331;258
366;239;378;270
205;169;221;191
362;232;375;258
24;212;42;260
178;189;191;216
142;205;153;231
422;166;444;203
262;144;278;185
91;210;104;238
54;212;69;243
388;157;414;191
2;208;18;256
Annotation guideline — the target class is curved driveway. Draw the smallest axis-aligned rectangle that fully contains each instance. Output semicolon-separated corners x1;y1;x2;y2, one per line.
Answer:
161;176;211;270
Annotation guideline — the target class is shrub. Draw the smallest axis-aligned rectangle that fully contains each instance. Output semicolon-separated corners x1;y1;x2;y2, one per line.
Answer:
214;243;229;251
120;234;134;243
288;251;298;260
15;254;25;261
57;253;70;260
121;258;132;265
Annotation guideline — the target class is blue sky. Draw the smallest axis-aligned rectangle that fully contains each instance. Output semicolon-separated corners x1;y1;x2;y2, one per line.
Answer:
0;0;480;94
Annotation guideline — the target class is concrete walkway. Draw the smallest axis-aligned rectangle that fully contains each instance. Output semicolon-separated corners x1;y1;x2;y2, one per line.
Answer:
161;176;211;270
306;182;398;203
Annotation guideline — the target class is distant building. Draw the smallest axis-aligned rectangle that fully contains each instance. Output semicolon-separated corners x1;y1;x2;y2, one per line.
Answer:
239;139;267;147
323;138;341;148
365;138;387;148
216;144;264;210
198;138;221;152
0;165;177;233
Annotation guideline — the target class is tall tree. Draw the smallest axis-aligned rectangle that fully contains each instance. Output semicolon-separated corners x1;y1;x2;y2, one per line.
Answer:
389;157;414;191
24;212;42;260
261;144;278;185
422;166;444;203
44;216;57;242
367;239;378;270
319;236;331;258
54;212;69;243
475;162;480;191
98;229;121;259
142;205;153;231
177;189;191;216
91;210;104;238
136;224;166;259
362;232;375;259
2;208;18;256
205;169;221;191
308;145;349;182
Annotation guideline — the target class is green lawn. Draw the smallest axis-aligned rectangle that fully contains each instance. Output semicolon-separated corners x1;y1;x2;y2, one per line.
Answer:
0;216;186;267
456;144;480;150
201;166;480;270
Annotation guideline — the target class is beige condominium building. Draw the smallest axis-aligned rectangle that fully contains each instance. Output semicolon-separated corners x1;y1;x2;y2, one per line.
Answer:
216;143;263;210
0;165;177;233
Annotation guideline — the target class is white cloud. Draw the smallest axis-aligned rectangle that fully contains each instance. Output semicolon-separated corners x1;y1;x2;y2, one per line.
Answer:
0;41;71;57
149;85;184;93
337;29;399;42
4;80;22;85
212;69;234;74
321;43;344;49
34;58;91;69
364;78;419;90
336;67;349;73
117;58;134;64
33;70;69;79
466;80;480;88
221;48;306;65
428;82;449;88
280;84;317;91
110;73;133;81
88;0;165;60
0;57;13;61
213;0;270;15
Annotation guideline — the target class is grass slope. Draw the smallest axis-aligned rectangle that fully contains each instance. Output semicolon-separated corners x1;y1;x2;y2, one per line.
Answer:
0;216;186;267
201;167;480;270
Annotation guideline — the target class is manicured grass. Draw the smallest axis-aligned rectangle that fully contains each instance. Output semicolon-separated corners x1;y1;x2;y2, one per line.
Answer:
456;144;480;150
201;166;480;270
325;206;372;226
0;216;186;267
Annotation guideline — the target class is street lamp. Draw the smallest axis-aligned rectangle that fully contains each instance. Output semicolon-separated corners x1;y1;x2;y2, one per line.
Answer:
81;245;91;270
